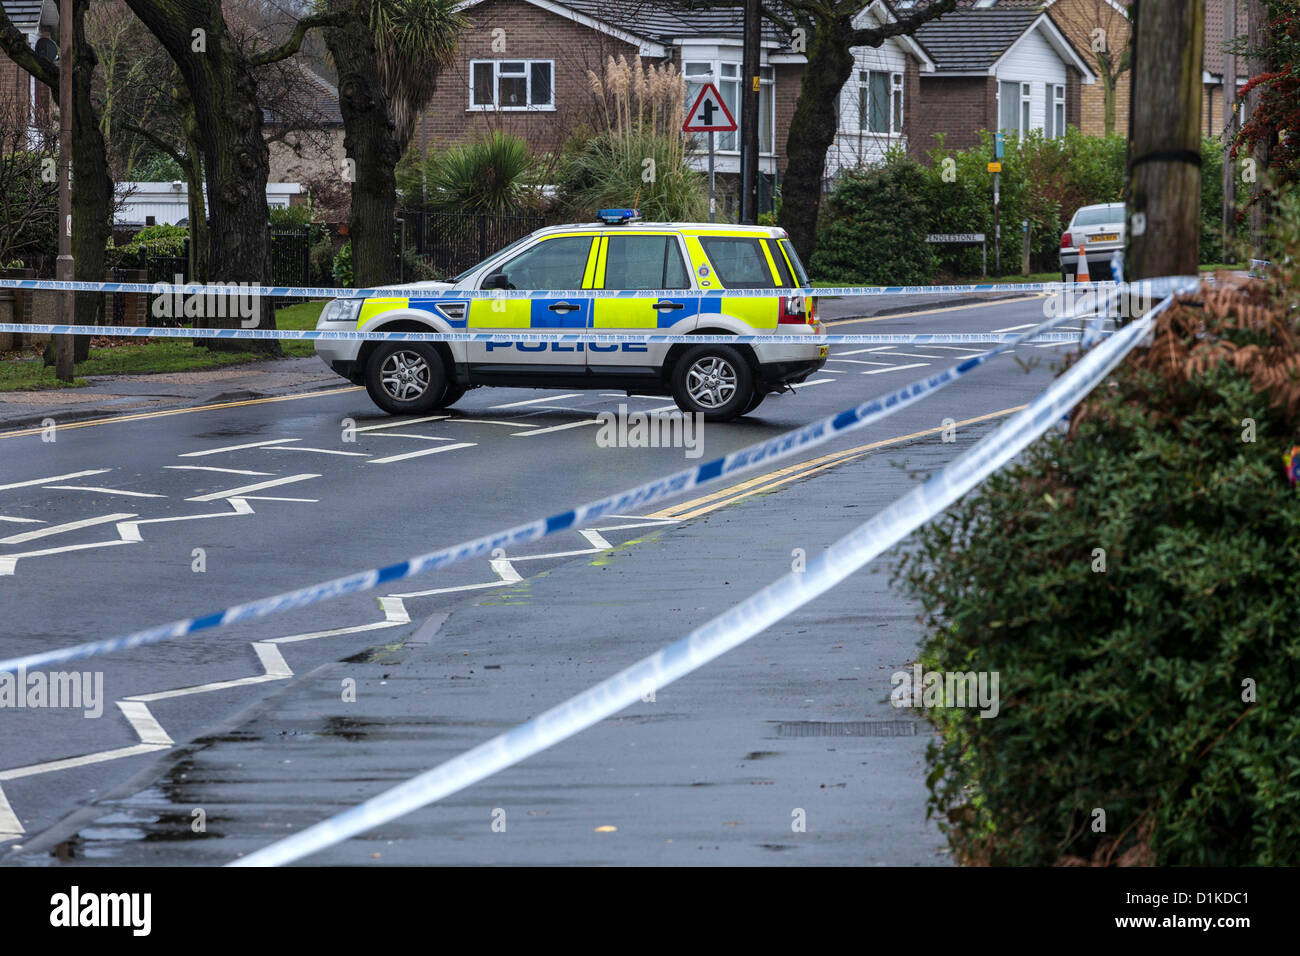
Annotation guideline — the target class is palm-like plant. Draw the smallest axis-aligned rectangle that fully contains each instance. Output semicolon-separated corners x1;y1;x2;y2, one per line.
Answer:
370;0;466;153
423;131;540;214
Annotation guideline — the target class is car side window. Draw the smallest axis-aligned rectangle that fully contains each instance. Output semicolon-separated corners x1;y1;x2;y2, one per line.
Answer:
698;236;776;288
764;239;794;287
602;235;691;290
488;236;592;289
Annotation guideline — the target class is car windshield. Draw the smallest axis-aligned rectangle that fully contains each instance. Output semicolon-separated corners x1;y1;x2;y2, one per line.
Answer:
452;234;536;282
1072;205;1125;227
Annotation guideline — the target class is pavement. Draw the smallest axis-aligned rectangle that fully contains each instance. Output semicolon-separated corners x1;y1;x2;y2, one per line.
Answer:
0;291;1075;866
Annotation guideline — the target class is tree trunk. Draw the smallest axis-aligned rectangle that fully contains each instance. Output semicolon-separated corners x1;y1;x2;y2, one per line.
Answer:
175;82;208;283
325;6;400;289
1125;0;1203;288
1245;0;1273;255
776;16;853;264
124;0;280;355
71;0;111;362
1101;70;1117;137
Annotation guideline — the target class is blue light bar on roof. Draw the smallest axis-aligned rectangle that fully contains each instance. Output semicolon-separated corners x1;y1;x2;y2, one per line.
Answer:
596;208;642;224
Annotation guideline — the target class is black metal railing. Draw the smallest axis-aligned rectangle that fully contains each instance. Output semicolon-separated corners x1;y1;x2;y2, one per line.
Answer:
402;210;546;280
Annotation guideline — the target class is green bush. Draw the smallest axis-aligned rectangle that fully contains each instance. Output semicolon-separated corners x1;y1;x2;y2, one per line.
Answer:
809;151;936;284
894;192;1300;865
556;128;708;223
112;223;189;261
309;234;337;286
399;131;542;214
332;240;353;288
269;204;313;229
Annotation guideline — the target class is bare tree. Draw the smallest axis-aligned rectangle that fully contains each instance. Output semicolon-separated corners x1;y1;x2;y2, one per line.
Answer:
1050;0;1132;137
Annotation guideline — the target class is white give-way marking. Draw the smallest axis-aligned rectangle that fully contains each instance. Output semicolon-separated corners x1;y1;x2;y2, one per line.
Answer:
0;469;110;492
179;438;299;457
186;474;319;502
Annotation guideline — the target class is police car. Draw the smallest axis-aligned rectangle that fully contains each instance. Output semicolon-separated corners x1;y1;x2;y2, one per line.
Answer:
314;210;827;421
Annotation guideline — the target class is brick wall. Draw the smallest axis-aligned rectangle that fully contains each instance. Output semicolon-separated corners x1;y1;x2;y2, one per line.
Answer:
412;0;642;158
908;76;996;159
772;63;802;174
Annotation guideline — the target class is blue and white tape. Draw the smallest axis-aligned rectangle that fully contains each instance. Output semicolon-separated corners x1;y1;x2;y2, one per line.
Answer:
0;281;1132;677
0;276;1119;300
0;322;1088;346
230;276;1201;867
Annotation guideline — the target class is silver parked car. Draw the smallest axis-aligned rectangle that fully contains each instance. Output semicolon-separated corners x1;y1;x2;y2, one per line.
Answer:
1059;203;1125;281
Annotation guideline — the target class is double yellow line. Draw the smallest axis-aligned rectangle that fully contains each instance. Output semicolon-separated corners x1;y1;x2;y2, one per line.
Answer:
649;405;1025;521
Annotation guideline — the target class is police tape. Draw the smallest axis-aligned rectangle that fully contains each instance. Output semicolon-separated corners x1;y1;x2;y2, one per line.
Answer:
0;322;1090;346
0;278;1140;678
0;275;1122;300
229;277;1199;867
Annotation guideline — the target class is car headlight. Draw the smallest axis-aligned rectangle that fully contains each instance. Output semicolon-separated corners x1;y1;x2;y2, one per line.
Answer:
319;298;363;325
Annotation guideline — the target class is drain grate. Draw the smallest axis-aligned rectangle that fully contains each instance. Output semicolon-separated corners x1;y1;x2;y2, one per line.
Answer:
777;720;918;738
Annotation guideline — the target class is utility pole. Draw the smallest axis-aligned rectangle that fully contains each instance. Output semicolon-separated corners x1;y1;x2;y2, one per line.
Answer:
1222;0;1237;263
1125;0;1203;288
740;0;760;223
54;0;74;382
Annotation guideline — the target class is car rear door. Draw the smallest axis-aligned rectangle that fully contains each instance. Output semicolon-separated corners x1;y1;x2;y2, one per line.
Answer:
588;232;699;377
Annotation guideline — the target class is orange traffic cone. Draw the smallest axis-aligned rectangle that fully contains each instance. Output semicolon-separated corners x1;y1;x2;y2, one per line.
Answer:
1076;243;1090;283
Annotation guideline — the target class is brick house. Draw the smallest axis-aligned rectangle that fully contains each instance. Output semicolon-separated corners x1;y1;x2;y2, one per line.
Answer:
0;0;56;135
1045;0;1253;140
415;0;934;196
906;5;1097;159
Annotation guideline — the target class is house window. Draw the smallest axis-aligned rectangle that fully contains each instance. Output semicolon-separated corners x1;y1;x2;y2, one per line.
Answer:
998;80;1032;137
684;60;774;154
1045;84;1065;137
469;60;554;110
843;70;903;135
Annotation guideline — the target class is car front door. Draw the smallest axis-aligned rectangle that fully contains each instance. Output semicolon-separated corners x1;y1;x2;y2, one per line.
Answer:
466;234;597;376
588;232;698;379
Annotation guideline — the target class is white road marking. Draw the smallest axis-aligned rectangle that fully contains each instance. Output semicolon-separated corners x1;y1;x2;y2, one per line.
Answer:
390;558;522;598
369;433;457;441
126;643;294;702
448;418;537;428
0;469;110;492
262;446;370;457
0;513;137;545
368;442;476;464
512;419;600;436
43;485;166;498
989;323;1036;333
863;363;930;375
0;783;21;841
179;438;299;457
835;347;894;355
645;405;681;414
0;540;133;576
268;597;410;645
790;378;835;389
116;499;253;543
239;496;319;503
592;516;681;531
925;346;984;353
491;393;581;409
826;358;893;366
187;474;319;502
353;415;450;433
166;465;275;476
508;529;612;561
870;350;948;359
0;516;43;524
0;700;172;781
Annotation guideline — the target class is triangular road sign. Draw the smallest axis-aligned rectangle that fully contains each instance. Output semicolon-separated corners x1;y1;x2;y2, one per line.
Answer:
683;82;738;133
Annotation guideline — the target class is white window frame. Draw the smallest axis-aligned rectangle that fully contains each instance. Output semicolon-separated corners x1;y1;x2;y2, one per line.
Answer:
683;58;775;156
997;80;1035;138
468;59;556;112
1048;83;1065;138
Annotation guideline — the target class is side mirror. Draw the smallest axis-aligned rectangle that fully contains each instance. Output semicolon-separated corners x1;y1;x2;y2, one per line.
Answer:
485;272;511;290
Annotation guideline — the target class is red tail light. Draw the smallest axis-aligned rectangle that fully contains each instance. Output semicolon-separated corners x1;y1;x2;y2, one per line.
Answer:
1060;231;1074;249
779;295;813;324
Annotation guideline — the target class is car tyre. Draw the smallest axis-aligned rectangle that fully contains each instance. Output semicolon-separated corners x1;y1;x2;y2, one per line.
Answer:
671;344;755;422
365;343;448;415
434;384;467;409
741;389;766;415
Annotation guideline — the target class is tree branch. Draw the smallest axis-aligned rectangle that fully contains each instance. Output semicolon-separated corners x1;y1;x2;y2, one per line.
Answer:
123;121;187;169
849;0;956;48
249;9;355;67
0;10;59;97
761;5;795;37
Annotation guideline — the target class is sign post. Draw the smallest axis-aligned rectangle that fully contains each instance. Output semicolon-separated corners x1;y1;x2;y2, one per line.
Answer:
684;82;738;223
992;133;1004;276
